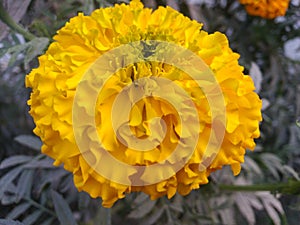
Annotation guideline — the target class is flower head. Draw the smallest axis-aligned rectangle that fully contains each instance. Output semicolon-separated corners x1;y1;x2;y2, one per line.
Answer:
239;0;290;19
26;0;262;207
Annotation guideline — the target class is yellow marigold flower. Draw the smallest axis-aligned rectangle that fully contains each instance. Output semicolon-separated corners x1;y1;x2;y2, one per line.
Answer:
239;0;290;19
26;0;262;207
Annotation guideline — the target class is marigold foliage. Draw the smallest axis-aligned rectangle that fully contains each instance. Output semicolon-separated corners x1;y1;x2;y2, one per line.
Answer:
239;0;290;19
26;0;262;207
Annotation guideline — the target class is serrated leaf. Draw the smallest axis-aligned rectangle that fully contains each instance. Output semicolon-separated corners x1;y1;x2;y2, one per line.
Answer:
132;193;149;206
263;203;281;225
257;192;284;214
4;37;49;69
15;169;34;202
24;37;49;68
7;44;28;67
1;183;17;205
260;153;282;180
262;98;270;111
128;198;156;219
40;218;55;225
22;210;43;225
249;62;263;93
242;156;263;178
258;192;283;225
40;191;48;206
234;192;256;225
143;208;165;225
23;157;54;169
36;169;68;195
211;195;233;211
14;135;42;151
0;166;23;199
78;192;91;209
282;165;300;180
245;194;263;211
51;190;78;225
59;174;73;193
0;219;24;225
169;194;183;213
218;208;235;225
169;203;183;213
7;202;31;220
0;155;33;169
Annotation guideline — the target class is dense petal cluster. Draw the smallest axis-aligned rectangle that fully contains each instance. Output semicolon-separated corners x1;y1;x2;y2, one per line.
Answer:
26;0;262;207
239;0;290;19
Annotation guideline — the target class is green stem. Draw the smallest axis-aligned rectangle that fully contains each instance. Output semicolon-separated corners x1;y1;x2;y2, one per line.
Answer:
0;0;35;41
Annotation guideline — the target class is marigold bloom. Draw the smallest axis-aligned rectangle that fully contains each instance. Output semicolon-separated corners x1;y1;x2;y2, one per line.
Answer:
26;0;262;207
239;0;290;19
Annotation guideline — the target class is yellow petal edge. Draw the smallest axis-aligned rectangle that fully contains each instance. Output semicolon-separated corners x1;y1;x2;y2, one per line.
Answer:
26;0;262;207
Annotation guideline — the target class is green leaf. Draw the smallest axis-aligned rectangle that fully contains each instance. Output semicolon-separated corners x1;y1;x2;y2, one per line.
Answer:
24;37;49;68
234;192;256;225
0;155;33;169
35;169;68;195
282;165;300;180
242;156;263;179
14;135;42;151
143;208;165;225
51;190;78;225
218;208;235;225
78;192;91;210
59;174;73;193
15;169;34;202
40;218;55;225
22;210;43;225
0;219;24;225
3;37;49;69
258;192;284;225
169;195;183;213
6;44;28;67
260;153;283;180
7;202;31;220
23;157;54;169
0;166;23;199
128;195;156;219
132;192;148;206
1;183;17;205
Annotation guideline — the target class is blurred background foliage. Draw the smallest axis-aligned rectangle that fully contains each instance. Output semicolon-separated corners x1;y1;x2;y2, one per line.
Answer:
0;0;300;224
